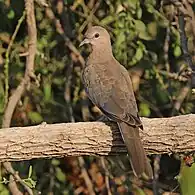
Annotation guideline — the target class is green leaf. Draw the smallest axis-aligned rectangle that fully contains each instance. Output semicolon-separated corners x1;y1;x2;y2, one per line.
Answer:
146;3;155;13
28;112;43;124
126;0;138;9
115;32;125;47
0;182;9;195
43;83;52;101
174;45;182;57
134;20;146;32
147;22;157;38
136;7;142;19
7;10;15;19
28;166;33;178
23;178;36;188
134;187;146;195
41;68;48;75
53;77;64;85
55;167;66;182
139;103;151;117
135;47;143;61
179;163;195;195
139;31;153;40
101;16;115;25
52;159;60;166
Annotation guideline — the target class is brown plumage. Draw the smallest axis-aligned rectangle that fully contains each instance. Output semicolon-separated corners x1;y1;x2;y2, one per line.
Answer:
80;26;153;179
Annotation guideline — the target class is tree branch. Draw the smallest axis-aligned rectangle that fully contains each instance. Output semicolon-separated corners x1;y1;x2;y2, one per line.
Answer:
2;0;37;194
0;114;194;162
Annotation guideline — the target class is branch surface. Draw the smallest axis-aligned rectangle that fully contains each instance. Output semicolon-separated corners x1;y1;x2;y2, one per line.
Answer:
0;114;195;162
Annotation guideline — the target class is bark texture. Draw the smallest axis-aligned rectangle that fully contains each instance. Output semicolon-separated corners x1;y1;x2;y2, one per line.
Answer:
0;114;194;162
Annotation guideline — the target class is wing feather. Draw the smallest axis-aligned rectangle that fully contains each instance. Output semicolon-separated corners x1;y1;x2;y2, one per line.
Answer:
82;60;142;127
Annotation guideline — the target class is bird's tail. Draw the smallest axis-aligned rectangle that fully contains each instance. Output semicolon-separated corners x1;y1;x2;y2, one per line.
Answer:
118;122;153;179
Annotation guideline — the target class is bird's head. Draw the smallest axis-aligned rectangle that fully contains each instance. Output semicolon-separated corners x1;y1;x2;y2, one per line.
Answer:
79;26;111;49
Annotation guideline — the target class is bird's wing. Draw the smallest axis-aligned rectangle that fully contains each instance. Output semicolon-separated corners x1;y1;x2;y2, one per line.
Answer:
100;64;142;127
82;60;142;127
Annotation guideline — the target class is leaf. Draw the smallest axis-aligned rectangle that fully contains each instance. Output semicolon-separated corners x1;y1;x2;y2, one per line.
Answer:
43;83;52;101
134;20;146;32
174;45;182;57
135;47;143;61
126;0;138;9
0;182;9;195
139;31;153;40
28;112;43;124
136;7;142;19
148;51;158;63
28;166;33;178
146;4;155;13
139;103;151;117
115;32;125;47
101;16;115;25
52;159;60;166
23;178;36;188
7;10;15;19
179;163;195;195
147;22;157;38
55;167;66;182
53;77;64;85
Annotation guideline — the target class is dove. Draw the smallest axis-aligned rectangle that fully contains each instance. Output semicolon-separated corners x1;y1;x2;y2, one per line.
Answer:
80;26;153;179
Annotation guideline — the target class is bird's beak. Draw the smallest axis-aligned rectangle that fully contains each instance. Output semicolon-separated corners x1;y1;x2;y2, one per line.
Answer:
79;38;90;47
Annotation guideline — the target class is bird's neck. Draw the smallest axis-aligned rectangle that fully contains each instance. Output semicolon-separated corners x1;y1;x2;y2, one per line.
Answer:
88;45;113;64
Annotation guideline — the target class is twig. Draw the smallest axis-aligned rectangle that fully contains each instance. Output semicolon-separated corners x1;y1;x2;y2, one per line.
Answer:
159;70;188;82
172;85;190;113
35;0;48;7
78;0;101;33
2;0;37;194
64;61;75;123
45;7;85;67
8;175;23;195
163;27;171;72
4;11;26;110
178;14;194;72
172;9;193;113
78;157;96;195
48;166;55;195
2;0;37;128
182;0;195;40
168;0;195;89
4;162;33;195
153;155;161;195
178;7;195;88
100;157;112;195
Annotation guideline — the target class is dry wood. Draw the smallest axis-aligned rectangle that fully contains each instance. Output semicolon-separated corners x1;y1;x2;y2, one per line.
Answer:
0;114;194;162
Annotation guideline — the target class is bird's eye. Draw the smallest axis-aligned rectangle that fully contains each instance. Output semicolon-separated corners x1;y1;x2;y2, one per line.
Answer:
94;33;99;38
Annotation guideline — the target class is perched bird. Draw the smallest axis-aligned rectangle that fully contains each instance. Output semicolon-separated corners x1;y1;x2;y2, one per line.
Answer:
79;26;153;179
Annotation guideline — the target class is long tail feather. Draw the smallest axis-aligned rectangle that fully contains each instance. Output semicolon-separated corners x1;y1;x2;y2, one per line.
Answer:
118;122;153;179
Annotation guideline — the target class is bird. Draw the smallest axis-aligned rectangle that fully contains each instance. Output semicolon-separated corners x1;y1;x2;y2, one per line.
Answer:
79;26;153;179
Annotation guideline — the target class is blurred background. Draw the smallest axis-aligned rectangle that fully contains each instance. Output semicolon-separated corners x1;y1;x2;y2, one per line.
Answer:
0;0;195;194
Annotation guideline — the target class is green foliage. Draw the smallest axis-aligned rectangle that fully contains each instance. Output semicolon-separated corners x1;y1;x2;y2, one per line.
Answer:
23;166;37;188
178;163;195;195
0;166;36;192
28;111;43;124
139;103;151;117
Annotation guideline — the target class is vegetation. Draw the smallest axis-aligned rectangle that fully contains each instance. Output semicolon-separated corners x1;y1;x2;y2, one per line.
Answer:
0;0;195;194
